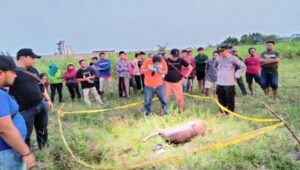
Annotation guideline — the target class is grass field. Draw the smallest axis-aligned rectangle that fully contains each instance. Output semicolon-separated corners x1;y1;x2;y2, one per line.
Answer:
32;41;300;169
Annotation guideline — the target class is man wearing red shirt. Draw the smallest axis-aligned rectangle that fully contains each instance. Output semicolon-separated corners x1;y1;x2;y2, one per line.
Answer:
244;48;261;95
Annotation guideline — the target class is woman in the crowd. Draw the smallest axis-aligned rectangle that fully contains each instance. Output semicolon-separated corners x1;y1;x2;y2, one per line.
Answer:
39;73;49;92
48;63;63;103
63;64;81;101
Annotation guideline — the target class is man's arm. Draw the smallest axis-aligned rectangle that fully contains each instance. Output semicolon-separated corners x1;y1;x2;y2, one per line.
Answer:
0;117;36;169
184;65;193;78
43;90;53;110
233;57;246;79
159;60;168;75
102;61;111;71
140;60;150;74
260;57;280;65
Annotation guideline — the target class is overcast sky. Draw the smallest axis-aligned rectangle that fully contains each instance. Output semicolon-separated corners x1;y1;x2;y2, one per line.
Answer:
1;0;299;55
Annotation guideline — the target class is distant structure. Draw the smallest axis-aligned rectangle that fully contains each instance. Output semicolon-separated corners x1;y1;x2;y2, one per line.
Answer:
56;40;76;55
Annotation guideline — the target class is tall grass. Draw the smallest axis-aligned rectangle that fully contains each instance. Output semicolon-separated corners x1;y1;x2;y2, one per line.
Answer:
33;41;300;169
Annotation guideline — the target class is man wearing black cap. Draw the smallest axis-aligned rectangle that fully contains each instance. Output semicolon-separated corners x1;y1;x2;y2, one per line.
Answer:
0;55;36;169
9;48;52;149
164;49;193;113
215;44;246;113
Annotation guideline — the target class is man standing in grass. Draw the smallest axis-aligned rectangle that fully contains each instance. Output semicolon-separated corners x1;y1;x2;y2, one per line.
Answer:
115;51;131;98
96;52;113;98
181;49;195;92
0;55;36;169
260;41;281;100
77;59;103;106
195;47;208;93
141;55;168;116
132;53;143;92
231;48;247;96
204;51;219;96
244;48;261;95
10;48;52;149
215;44;246;113
90;57;100;95
165;49;193;113
138;52;146;89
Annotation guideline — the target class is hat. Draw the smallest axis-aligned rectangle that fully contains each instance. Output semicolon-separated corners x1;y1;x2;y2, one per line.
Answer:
217;44;232;51
170;48;180;57
16;48;41;59
0;55;17;71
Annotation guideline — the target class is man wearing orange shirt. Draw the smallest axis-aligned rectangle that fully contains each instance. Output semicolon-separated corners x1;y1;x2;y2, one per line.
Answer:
141;55;168;116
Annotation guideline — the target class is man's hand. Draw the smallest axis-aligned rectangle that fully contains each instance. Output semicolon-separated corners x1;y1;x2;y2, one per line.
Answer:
23;154;36;170
46;100;53;111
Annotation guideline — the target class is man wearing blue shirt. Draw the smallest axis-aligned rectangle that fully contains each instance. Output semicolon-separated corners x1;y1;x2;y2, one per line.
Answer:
96;52;113;98
0;54;35;169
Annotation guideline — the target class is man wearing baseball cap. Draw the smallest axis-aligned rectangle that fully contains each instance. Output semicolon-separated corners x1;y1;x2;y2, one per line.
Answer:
0;54;36;169
9;48;53;149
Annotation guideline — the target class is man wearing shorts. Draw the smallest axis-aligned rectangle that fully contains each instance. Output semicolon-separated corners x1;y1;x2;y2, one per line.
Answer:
195;47;208;93
244;48;261;95
260;41;281;100
165;49;193;113
204;51;219;96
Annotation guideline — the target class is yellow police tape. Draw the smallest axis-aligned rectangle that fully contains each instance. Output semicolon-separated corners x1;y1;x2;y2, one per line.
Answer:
184;93;279;123
59;94;279;123
60;99;158;116
57;109;284;169
56;93;284;169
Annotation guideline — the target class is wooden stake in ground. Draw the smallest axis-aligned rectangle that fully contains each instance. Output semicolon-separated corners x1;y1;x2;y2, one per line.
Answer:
264;103;300;146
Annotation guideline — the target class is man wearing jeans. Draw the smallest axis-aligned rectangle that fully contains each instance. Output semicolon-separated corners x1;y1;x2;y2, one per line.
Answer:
141;55;168;116
260;41;281;100
9;48;53;149
0;55;36;169
76;59;103;107
215;44;246;114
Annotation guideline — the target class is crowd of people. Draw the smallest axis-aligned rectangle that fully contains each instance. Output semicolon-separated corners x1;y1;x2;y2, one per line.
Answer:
0;40;281;169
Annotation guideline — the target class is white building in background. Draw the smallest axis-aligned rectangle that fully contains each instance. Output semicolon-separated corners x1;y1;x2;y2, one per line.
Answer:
56;40;76;55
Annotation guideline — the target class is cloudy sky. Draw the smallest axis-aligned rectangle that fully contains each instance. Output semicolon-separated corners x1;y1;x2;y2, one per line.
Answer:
1;0;299;55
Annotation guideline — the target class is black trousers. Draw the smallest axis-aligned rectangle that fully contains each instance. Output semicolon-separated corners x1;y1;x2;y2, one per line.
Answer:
134;75;142;90
236;77;247;95
94;78;100;94
216;85;236;112
50;83;63;102
66;83;81;100
21;101;48;149
118;77;129;97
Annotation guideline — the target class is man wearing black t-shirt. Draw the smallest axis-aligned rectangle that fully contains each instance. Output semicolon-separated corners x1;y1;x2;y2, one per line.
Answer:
9;48;53;149
76;60;103;107
164;49;193;113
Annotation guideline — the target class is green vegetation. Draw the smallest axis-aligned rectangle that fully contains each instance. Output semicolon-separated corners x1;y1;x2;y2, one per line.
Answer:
33;41;300;169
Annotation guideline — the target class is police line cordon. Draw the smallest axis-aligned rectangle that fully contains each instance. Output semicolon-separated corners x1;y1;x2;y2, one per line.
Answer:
57;94;285;169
